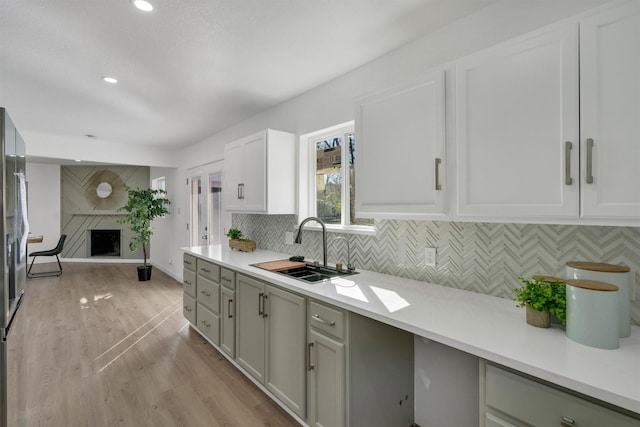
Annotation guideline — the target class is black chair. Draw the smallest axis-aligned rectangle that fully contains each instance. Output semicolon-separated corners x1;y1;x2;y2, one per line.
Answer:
27;234;67;278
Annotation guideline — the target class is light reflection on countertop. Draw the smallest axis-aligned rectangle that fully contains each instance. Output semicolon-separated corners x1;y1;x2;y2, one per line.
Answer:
182;245;640;415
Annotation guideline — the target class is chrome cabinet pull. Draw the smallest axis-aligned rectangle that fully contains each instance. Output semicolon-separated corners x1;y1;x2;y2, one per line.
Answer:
228;299;233;318
184;260;192;265
183;306;192;312
586;138;594;184
238;183;245;199
183;280;192;285
221;277;231;282
312;314;336;326
564;141;573;185
435;157;442;191
201;319;211;328
200;290;211;297
560;416;575;427
307;342;315;371
200;268;211;274
258;292;264;316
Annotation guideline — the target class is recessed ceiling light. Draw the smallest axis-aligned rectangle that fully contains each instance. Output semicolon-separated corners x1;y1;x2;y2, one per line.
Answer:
75;159;82;162
101;76;118;84
132;0;154;12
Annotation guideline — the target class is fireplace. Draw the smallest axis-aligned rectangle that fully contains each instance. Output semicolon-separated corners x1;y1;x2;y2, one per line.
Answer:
90;229;121;257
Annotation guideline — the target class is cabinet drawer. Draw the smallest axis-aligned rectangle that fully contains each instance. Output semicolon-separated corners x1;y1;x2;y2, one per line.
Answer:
309;301;345;340
220;267;236;290
183;253;196;272
197;259;220;282
198;277;220;313
183;269;196;297
485;364;639;427
197;302;220;345
183;293;196;324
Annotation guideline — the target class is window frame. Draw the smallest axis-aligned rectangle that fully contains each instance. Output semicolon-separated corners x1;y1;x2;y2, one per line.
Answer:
298;121;375;236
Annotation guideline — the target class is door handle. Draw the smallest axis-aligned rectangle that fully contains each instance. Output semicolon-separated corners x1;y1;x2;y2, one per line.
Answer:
564;141;573;185
307;342;315;371
258;292;264;316
435;157;442;191
586;138;594;184
202;235;208;240
262;294;268;318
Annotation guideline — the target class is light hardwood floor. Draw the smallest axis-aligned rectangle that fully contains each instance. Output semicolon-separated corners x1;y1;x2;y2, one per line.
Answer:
23;262;299;427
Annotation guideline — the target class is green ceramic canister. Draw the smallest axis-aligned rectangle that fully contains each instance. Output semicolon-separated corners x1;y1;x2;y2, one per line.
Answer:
565;279;619;350
566;261;631;338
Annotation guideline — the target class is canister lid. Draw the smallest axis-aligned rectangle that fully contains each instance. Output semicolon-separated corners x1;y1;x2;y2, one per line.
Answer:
565;261;630;273
532;275;566;283
565;279;619;292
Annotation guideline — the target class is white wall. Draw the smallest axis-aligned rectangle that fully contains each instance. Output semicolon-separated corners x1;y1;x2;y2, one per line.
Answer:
26;162;61;264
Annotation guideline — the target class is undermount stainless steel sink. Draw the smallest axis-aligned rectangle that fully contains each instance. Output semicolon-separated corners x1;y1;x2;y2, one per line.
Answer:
255;263;358;283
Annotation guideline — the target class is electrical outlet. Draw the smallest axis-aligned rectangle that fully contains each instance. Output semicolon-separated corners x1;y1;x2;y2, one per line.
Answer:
285;231;294;245
425;247;436;267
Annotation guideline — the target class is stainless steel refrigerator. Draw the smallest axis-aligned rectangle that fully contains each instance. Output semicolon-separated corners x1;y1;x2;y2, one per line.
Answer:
0;108;28;427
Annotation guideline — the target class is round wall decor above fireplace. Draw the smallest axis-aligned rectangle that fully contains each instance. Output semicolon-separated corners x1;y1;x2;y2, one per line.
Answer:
96;182;113;198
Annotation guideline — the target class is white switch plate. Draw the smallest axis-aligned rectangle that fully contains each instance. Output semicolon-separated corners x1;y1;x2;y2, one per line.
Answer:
425;247;436;267
285;231;294;245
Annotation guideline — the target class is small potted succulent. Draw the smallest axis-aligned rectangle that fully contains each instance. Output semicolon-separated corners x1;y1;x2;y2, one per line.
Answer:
226;227;256;252
513;276;566;328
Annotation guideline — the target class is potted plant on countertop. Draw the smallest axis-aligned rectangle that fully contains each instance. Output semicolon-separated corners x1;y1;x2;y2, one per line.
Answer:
226;228;256;252
117;186;170;281
513;276;566;328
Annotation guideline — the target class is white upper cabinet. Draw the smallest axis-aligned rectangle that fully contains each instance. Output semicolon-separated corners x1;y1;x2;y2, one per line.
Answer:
224;129;296;214
455;23;580;220
355;71;447;219
579;1;640;220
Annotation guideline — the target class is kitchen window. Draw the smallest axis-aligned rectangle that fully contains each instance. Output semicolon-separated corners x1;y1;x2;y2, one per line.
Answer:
299;121;373;233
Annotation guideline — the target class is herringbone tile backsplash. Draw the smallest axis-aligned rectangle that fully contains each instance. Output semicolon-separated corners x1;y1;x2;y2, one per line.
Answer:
233;214;640;325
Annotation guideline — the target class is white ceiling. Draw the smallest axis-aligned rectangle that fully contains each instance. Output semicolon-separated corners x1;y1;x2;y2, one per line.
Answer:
0;0;494;150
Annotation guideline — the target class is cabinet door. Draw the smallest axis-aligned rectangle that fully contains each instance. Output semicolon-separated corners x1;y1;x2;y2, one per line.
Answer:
356;71;446;219
265;286;306;418
485;413;519;427
580;1;640;219
197;277;220;314
240;133;267;212
183;293;197;325
307;329;345;427
220;287;235;358
196;302;220;345
224;140;246;211
456;24;579;219
485;364;639;427
235;274;266;382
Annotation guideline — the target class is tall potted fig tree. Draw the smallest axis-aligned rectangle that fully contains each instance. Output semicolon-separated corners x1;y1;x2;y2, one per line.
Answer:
117;186;170;281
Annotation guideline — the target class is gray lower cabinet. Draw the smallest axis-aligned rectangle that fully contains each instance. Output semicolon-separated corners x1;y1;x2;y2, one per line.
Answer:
307;300;414;427
183;293;196;325
236;273;306;418
196;302;220;344
481;362;639;427
220;268;236;358
307;328;345;427
183;254;197;324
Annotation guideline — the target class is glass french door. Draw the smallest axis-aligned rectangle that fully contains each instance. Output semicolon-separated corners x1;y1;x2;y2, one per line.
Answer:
189;175;207;246
188;164;224;246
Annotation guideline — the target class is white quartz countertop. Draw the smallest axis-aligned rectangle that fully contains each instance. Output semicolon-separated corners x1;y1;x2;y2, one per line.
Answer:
182;245;640;415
